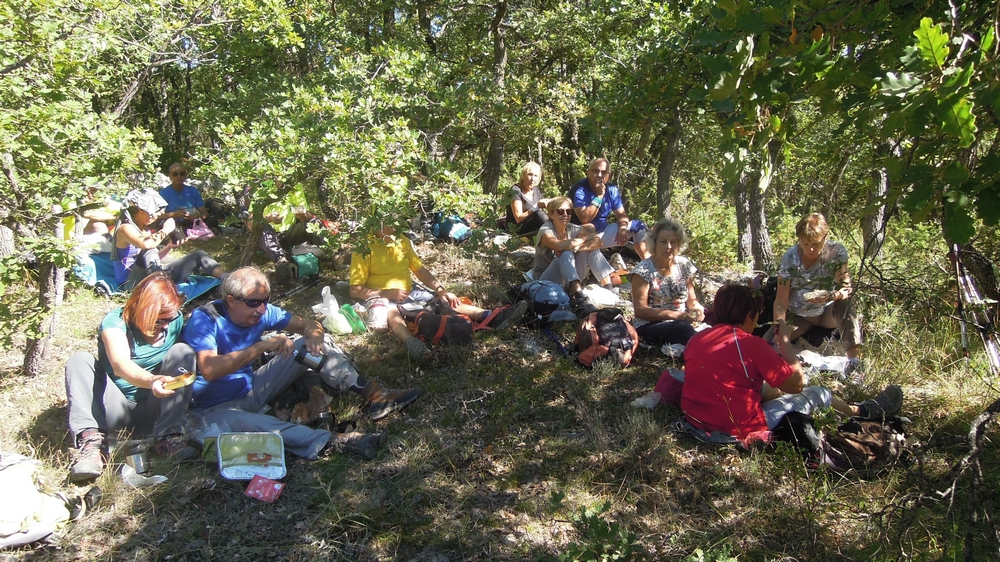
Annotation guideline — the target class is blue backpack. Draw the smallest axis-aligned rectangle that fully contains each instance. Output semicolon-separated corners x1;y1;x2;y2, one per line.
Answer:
514;280;574;327
432;212;473;244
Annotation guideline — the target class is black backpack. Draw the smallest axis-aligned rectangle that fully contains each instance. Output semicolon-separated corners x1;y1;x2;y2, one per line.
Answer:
574;308;639;367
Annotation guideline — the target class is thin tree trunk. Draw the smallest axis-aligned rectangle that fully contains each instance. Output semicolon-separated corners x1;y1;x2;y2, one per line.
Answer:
747;172;774;271
861;141;896;267
655;116;682;218
23;261;56;377
734;174;752;264
481;0;508;196
823;152;851;216
241;222;263;267
0;225;13;258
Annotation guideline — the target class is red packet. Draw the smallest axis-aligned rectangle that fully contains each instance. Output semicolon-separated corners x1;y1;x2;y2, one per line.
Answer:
245;474;285;503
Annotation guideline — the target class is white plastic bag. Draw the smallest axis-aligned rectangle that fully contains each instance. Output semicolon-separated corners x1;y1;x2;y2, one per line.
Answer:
312;286;352;335
582;284;619;309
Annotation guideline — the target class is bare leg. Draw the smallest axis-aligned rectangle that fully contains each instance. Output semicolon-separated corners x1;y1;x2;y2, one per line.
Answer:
387;308;412;344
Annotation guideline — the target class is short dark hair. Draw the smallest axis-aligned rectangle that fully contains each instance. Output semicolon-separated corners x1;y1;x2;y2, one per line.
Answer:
713;283;763;326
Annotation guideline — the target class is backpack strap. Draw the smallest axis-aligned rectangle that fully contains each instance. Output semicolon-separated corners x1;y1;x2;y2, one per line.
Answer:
431;314;450;345
473;306;507;331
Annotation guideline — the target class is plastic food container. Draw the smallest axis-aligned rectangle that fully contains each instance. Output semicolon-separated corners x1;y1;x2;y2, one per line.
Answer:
216;432;286;481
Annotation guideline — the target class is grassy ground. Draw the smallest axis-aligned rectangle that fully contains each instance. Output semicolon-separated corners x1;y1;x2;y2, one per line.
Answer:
2;233;999;561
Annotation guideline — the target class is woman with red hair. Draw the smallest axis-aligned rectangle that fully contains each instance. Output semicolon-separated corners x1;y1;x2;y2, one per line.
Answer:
64;273;198;482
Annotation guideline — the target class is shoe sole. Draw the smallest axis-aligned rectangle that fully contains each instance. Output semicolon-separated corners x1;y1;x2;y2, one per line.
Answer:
369;388;424;421
493;302;529;331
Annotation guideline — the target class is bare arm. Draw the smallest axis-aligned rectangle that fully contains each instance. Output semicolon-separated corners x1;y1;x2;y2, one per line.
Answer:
612;207;630;246
284;315;325;355
102;328;176;398
631;276;696;323
117;221;174;251
511;198;530;223
573;205;600;225
684;276;705;322
773;276;791;322
775;319;805;394
414;266;458;307
195;335;293;381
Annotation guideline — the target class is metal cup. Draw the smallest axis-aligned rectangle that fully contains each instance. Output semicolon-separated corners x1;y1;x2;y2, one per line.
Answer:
124;443;151;475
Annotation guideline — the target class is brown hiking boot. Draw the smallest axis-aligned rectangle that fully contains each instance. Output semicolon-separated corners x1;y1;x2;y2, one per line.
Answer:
323;432;383;460
361;379;423;421
153;434;201;461
69;429;106;483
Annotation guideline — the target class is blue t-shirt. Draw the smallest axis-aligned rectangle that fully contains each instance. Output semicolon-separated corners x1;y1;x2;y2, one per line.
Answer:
182;301;292;408
158;184;205;213
570;179;624;233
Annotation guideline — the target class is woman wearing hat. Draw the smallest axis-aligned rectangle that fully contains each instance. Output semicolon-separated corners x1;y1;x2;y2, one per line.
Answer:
113;189;227;289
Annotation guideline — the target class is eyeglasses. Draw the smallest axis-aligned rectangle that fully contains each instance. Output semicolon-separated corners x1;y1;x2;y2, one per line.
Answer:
589;169;609;177
154;313;181;328
170;171;187;177
236;296;270;308
554;208;573;216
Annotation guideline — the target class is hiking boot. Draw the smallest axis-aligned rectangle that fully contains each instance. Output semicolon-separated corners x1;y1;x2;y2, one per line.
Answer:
153;434;201;461
361;379;423;421
69;429;106;483
275;259;295;282
324;432;382;460
856;384;903;419
570;291;598;318
406;336;432;361
489;301;529;331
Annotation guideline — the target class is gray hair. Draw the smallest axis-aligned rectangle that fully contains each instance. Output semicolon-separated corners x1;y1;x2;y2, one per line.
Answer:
221;266;270;300
649;218;689;252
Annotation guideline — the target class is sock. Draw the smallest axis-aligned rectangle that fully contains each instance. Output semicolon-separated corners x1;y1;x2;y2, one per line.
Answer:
349;375;369;394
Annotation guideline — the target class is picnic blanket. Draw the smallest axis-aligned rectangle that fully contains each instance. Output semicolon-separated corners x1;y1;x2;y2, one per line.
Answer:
73;252;220;302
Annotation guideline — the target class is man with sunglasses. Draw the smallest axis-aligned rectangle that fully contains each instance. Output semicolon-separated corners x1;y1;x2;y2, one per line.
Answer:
158;162;209;241
570;158;650;260
182;266;422;460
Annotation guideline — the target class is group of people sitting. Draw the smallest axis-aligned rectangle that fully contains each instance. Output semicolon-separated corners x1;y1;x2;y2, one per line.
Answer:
63;158;901;484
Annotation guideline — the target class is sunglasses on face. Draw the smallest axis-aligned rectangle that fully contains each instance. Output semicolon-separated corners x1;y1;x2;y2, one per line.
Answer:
236;296;270;308
154;313;181;328
171;171;187;177
554;208;573;216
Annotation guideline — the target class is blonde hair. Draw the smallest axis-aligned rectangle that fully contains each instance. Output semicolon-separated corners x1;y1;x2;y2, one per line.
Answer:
546;196;573;214
795;213;829;243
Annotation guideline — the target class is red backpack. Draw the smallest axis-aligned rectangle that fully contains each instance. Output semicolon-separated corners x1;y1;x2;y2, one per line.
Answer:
575;308;639;367
399;300;501;345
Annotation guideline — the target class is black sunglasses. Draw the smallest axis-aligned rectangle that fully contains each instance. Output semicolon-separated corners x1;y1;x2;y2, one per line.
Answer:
154;313;181;328
554;208;573;216
170;171;187;177
236;296;270;308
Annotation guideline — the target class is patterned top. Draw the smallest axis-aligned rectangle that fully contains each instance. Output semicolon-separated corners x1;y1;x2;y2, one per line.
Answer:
630;256;697;328
777;240;849;317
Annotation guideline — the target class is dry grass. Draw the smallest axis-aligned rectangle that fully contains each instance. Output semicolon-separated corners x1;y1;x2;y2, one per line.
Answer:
2;235;999;561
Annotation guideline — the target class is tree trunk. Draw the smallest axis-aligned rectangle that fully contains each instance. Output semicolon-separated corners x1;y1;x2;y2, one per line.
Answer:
481;0;508;196
734;174;752;264
0;225;13;258
23;261;56;377
861;143;894;266
747;172;774;271
482;138;504;195
241;222;263;267
824;151;851;216
655;116;682;218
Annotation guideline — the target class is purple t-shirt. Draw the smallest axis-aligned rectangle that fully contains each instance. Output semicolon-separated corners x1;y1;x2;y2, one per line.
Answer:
570;178;624;233
182;301;292;408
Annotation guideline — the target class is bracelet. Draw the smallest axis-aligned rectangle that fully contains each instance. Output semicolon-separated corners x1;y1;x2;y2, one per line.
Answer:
435;286;446;293
591;197;603;207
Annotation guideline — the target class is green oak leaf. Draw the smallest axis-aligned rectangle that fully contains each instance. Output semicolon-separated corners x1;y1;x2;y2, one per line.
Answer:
913;18;949;69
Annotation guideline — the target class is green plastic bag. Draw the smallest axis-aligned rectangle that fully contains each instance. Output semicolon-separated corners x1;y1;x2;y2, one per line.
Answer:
340;304;366;333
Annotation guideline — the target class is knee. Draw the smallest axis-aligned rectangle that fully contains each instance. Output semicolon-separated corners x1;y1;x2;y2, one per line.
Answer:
802;385;833;407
